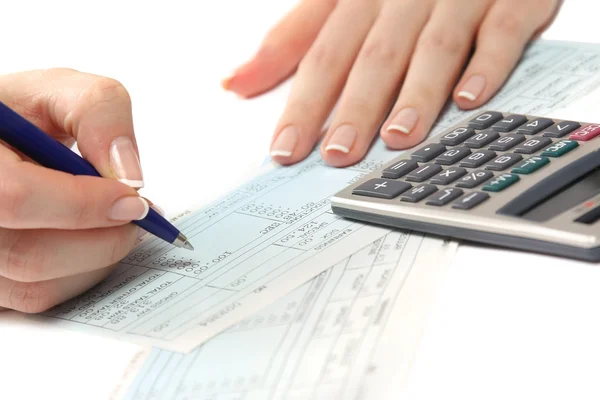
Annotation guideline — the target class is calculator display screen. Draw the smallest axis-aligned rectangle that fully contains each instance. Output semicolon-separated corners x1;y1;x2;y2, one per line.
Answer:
521;166;600;222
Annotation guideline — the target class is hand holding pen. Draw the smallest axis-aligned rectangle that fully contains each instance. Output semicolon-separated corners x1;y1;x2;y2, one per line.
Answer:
0;68;192;314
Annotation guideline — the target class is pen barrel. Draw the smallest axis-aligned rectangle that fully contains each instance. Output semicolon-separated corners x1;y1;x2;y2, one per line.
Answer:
0;101;180;245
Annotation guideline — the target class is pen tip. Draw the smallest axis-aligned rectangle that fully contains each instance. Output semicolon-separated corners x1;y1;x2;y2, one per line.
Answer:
183;241;195;251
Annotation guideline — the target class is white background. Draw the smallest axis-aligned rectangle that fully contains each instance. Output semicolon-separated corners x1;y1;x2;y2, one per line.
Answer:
0;1;599;399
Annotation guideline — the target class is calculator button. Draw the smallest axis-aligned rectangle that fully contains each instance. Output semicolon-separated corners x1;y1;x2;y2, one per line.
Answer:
435;147;471;165
570;124;600;141
482;173;520;192
405;164;443;182
516;118;554;135
400;184;438;203
452;192;490;210
430;167;467;185
455;170;494;188
540;140;579;157
426;187;463;206
382;159;419;179
459;150;496;168
488;133;526;151
468;111;503;130
513;137;552;154
463;129;500;148
511;156;549;174
411;143;446;162
484;153;523;171
491;114;528;132
439;127;475;146
543;121;580;137
352;179;412;199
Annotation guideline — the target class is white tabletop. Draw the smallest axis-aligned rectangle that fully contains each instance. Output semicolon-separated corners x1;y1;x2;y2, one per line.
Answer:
0;1;599;399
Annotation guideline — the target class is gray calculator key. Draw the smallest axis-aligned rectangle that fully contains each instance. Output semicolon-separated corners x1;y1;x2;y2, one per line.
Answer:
426;187;463;206
435;147;471;165
352;179;411;199
542;121;581;138
405;164;442;182
440;127;475;146
430;167;467;185
485;153;523;171
514;137;552;154
401;184;438;203
459;150;496;168
468;111;503;130
488;133;526;151
411;143;446;162
464;129;500;148
452;192;490;210
492;114;527;132
455;170;494;188
516;118;554;134
382;159;418;179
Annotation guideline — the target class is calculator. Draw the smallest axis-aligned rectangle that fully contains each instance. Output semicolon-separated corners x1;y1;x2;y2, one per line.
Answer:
331;111;600;262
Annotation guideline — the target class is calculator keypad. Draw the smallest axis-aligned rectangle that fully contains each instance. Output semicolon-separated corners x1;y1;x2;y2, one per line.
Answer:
357;111;597;211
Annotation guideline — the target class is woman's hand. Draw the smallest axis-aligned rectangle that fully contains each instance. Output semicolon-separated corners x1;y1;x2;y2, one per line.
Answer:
0;69;151;313
223;0;561;167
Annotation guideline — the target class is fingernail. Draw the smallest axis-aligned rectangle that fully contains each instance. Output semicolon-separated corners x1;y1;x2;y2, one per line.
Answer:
387;108;419;135
109;137;145;188
458;75;486;101
270;126;299;158
325;124;357;154
109;196;149;221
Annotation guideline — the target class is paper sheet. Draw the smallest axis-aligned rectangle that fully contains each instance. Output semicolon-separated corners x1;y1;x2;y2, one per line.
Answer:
117;232;457;400
5;39;600;354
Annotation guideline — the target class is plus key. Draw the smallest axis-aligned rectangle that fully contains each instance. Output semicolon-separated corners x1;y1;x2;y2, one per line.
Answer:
570;124;600;141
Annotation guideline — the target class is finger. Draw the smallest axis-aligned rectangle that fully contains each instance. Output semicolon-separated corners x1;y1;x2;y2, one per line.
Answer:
0;223;137;283
0;68;144;188
453;0;560;108
269;0;380;165
0;155;149;230
380;0;492;150
222;0;337;98
319;0;432;167
0;266;116;313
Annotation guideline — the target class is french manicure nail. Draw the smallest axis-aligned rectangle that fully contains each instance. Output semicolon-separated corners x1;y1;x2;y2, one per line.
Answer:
387;108;419;135
270;126;299;158
109;137;145;188
458;75;486;101
109;196;149;221
325;124;357;154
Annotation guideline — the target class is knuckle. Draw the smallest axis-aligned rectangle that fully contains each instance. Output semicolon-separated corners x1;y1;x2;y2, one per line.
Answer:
70;178;94;227
340;96;377;119
0;175;29;225
487;10;526;38
8;281;54;313
358;40;401;64
85;76;132;109
2;232;45;282
419;28;465;55
300;42;343;72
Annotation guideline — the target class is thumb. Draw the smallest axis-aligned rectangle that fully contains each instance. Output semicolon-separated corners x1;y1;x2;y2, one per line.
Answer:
0;68;144;188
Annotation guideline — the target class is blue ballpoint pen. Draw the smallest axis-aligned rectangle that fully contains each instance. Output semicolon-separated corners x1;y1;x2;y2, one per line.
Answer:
0;101;194;250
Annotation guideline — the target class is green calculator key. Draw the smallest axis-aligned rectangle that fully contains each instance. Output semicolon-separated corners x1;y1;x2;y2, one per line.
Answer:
483;173;520;192
541;140;579;157
512;156;549;174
